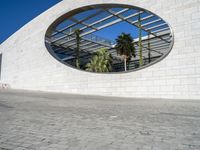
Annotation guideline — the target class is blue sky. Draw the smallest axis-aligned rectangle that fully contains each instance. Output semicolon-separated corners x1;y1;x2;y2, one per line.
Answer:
94;22;143;42
0;1;155;44
56;8;149;43
0;0;61;44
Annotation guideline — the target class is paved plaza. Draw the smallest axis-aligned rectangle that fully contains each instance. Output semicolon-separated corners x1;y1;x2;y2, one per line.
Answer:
0;90;200;150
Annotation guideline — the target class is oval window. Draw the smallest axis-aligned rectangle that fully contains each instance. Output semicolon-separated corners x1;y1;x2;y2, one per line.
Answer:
45;4;174;73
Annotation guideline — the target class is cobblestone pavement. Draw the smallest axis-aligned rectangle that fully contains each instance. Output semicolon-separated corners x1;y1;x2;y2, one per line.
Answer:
0;90;200;150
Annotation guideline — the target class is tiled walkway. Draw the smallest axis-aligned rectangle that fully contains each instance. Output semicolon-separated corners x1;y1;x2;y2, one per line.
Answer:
0;90;200;150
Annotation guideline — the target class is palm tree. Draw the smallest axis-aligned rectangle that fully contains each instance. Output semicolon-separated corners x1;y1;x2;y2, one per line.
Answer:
74;29;81;69
115;33;135;71
148;32;151;63
138;14;143;67
86;48;112;73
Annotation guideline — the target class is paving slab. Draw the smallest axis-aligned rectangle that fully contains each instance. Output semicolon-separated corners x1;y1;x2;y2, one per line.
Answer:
0;90;200;150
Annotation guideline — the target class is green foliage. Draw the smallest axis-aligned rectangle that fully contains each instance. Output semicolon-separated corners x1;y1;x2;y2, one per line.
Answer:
115;33;135;71
115;33;136;58
86;49;113;73
148;33;151;63
138;14;143;67
74;29;81;69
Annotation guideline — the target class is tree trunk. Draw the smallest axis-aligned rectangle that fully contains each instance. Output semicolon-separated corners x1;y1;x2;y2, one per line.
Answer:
148;33;151;63
76;35;80;69
124;57;127;72
75;30;80;69
138;14;143;67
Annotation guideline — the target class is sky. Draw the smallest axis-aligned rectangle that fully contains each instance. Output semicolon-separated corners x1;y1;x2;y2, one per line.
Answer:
94;22;144;42
0;1;155;44
0;0;61;44
56;8;149;43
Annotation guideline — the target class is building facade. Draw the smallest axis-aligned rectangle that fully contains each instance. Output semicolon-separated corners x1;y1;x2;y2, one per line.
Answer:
0;0;200;99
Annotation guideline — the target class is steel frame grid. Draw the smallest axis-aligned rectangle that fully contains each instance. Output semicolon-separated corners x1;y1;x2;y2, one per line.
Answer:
46;4;173;70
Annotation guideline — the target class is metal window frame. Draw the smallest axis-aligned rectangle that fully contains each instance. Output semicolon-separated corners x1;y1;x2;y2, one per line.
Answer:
45;3;174;74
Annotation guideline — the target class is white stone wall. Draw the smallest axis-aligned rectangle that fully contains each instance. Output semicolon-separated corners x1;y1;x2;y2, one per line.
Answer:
0;0;200;99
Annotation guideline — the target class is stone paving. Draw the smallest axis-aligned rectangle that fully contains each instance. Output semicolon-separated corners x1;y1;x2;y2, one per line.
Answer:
0;90;200;150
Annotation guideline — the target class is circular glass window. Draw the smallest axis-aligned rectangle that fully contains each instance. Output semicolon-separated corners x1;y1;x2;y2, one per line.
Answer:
45;4;174;73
